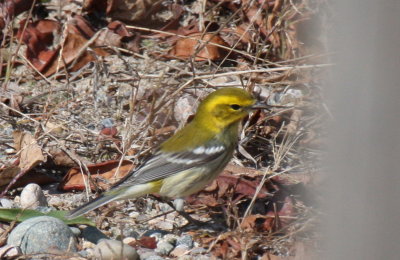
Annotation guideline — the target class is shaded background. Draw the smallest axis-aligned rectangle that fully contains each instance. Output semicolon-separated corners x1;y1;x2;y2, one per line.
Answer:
324;0;400;259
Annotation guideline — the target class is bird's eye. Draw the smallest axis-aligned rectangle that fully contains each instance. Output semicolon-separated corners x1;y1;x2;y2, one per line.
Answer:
230;104;241;110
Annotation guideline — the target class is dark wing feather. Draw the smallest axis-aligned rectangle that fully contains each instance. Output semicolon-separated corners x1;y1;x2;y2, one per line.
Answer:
114;144;227;188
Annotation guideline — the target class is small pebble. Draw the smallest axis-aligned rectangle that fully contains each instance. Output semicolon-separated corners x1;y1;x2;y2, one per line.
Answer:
159;202;173;212
20;183;48;209
48;196;64;207
101;118;115;128
123;237;136;245
155;220;174;230
174;95;197;124
94;239;139;260
5;148;15;154
0;198;15;208
0;245;21;258
7;216;77;254
70;227;81;236
177;234;194;249
111;226;140;240
13;196;20;204
82;240;96;249
129;211;140;218
155;240;174;255
163;234;178;245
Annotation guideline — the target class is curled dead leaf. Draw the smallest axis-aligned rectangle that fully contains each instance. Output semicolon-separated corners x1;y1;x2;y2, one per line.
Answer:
169;32;230;61
13;131;45;172
17;15;109;77
58;160;135;191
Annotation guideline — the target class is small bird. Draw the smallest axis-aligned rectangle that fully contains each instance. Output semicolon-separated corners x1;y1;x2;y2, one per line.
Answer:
67;87;268;219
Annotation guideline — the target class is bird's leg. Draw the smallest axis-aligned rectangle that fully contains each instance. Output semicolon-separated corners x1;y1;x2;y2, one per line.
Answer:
170;198;208;226
154;196;207;226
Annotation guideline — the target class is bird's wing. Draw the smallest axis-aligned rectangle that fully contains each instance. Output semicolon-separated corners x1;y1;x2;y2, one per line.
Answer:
115;144;227;188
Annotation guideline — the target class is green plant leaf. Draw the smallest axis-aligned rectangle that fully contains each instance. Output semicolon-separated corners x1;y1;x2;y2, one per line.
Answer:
0;208;95;226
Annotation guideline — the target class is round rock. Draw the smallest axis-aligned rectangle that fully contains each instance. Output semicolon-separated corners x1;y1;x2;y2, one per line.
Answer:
7;216;77;254
20;183;48;209
94;239;139;260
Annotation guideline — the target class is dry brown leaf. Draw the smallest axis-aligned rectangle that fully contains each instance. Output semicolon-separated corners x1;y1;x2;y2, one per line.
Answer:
264;196;295;231
58;160;135;191
17;16;109;77
16;19;60;73
136;236;157;249
13;131;45;172
186;173;270;207
0;0;34;30
241;214;261;231
0;165;20;187
169;32;230;61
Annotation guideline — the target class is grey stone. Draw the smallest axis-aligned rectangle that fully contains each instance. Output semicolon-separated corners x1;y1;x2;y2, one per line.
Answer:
176;235;194;249
0;198;15;208
101;118;114;128
122;228;140;239
48;196;64;207
159;202;173;212
20;183;48;209
78;249;90;258
94;239;139;260
155;241;174;255
155;221;174;230
7;216;77;254
110;226;140;240
70;227;81;236
81;226;109;244
136;248;156;259
163;234;178;245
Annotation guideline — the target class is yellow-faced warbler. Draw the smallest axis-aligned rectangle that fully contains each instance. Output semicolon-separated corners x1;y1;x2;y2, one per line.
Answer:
67;87;269;219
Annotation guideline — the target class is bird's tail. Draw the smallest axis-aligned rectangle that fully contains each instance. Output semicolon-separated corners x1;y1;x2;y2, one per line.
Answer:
66;182;159;219
66;189;124;219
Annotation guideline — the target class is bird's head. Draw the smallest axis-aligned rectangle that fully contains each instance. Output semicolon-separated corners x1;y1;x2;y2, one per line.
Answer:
195;88;263;132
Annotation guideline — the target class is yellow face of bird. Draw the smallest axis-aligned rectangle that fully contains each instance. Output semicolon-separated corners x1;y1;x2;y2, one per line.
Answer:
195;88;256;130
